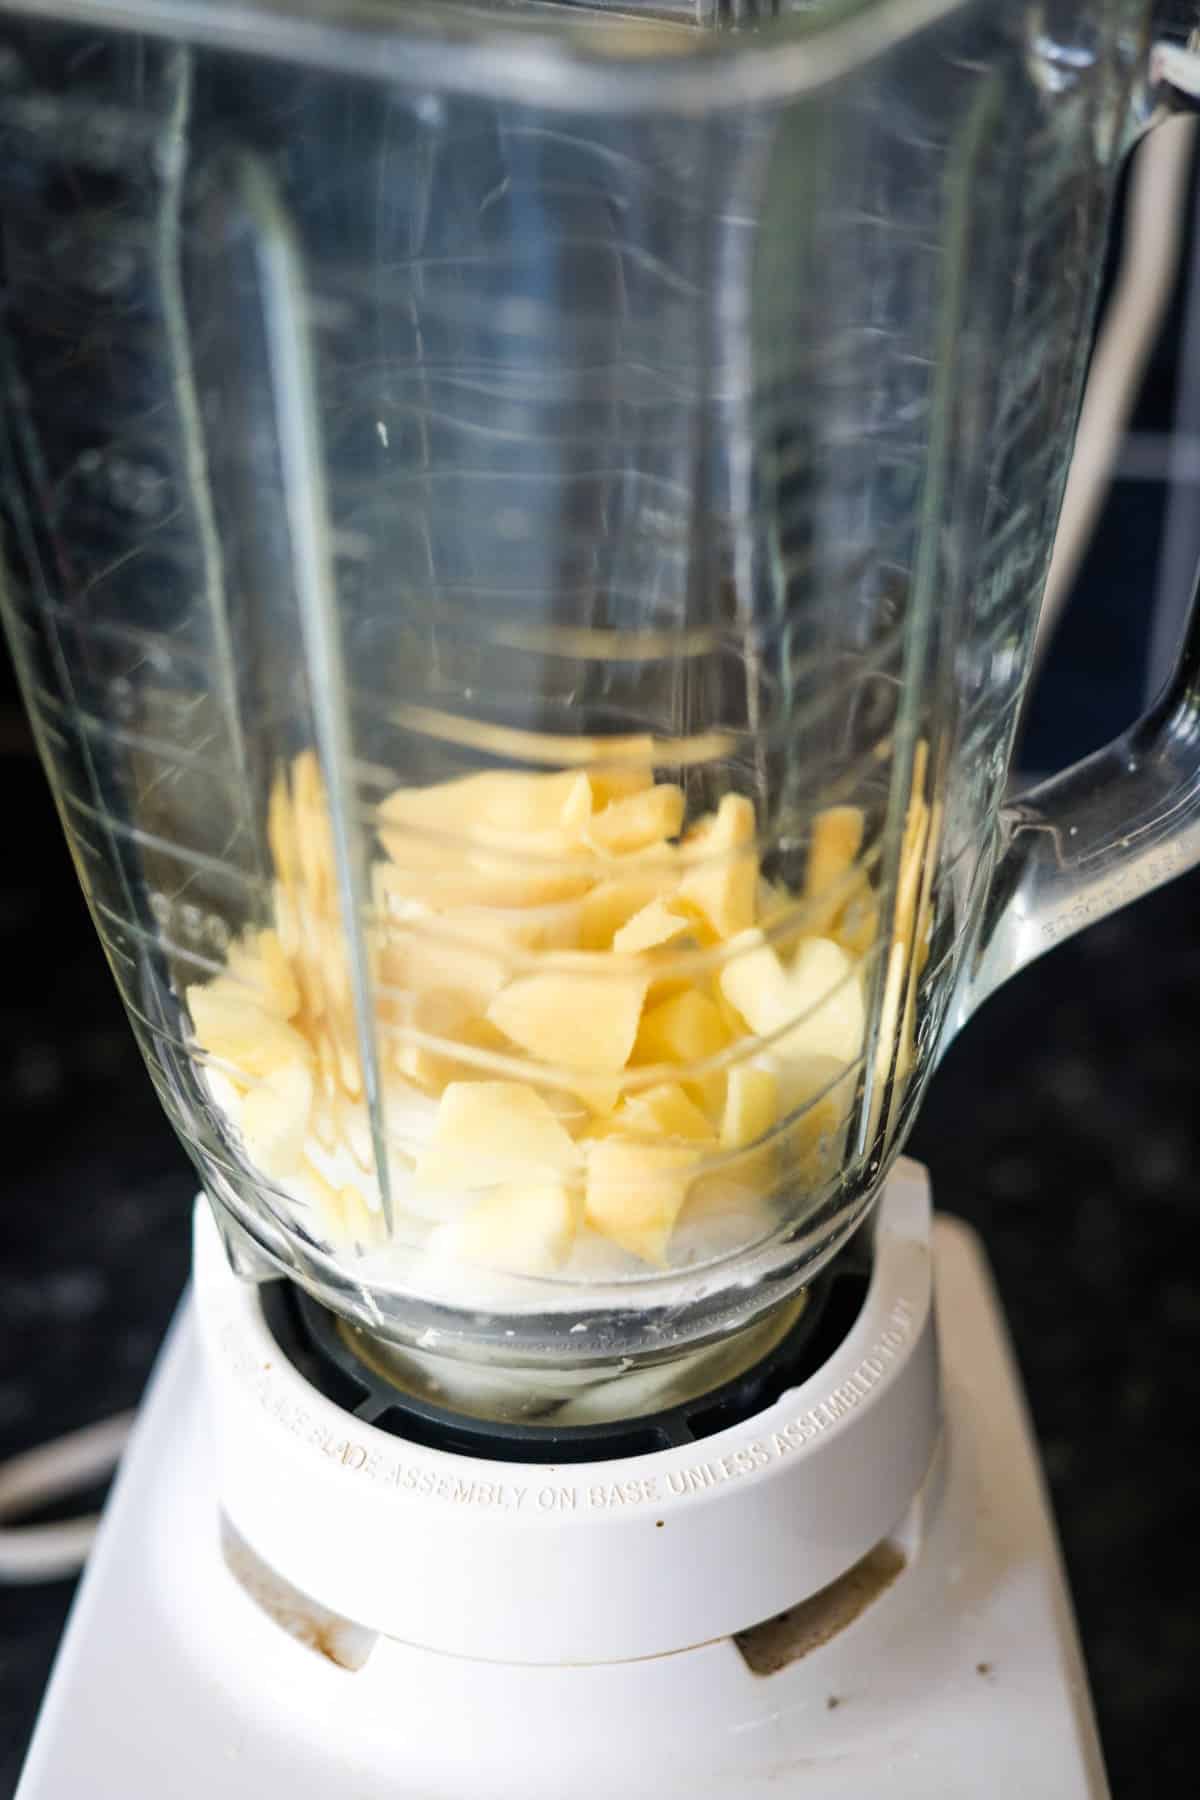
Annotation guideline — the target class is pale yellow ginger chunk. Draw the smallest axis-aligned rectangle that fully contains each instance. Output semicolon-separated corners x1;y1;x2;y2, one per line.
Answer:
381;1071;441;1154
585;1137;699;1264
761;1050;849;1122
376;848;592;912
334;1085;377;1175
414;1081;581;1189
678;793;757;939
292;748;338;914
586;784;685;856
716;933;791;1037
302;1158;381;1248
435;1182;581;1276
388;991;496;1093
835;885;880;958
187;980;312;1083
633;986;730;1069
461;898;585;953
487;968;649;1073
565;1076;624;1117
587;739;656;806
718;931;864;1068
240;1060;314;1180
225;928;301;1020
804;806;864;906
786;938;866;1066
379;914;513;1018
871;742;934;1139
631;984;730;1117
331;1024;364;1102
377;768;597;910
338;1182;379;1240
437;896;586;964
580;873;680;949
894;754;930;958
720;1065;778;1151
379;768;592;852
272;879;301;959
616;1082;716;1143
612;897;694;955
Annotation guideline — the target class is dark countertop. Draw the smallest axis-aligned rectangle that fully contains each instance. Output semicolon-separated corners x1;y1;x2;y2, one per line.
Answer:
1;708;1198;1800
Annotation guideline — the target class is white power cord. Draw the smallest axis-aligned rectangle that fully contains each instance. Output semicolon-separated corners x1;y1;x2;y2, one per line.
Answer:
1033;115;1198;676
0;1412;134;1583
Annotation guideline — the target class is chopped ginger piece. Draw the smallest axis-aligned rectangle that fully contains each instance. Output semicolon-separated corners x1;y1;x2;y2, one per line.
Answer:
865;742;935;1149
612;897;694;955
379;768;592;845
301;1157;382;1248
720;1065;778;1150
835;885;880;958
581;873;679;949
381;851;593;912
433;1182;580;1276
588;741;656;806
187;980;312;1082
804;806;864;904
377;768;597;909
487;968;648;1073
584;1137;698;1264
226;928;301;1020
616;1082;715;1142
716;933;791;1037
786;938;865;1066
586;784;685;855
240;1060;314;1180
388;991;493;1093
718;931;863;1068
567;1075;624;1117
633;986;730;1069
378;913;513;1018
415;1081;581;1189
678;793;757;938
632;985;730;1116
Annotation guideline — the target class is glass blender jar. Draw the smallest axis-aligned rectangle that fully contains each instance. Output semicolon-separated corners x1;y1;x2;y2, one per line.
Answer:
3;0;1200;1430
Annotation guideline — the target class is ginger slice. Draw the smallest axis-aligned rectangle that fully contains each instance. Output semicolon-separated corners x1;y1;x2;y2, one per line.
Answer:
487;967;649;1074
584;1137;698;1265
677;793;757;939
414;1081;581;1190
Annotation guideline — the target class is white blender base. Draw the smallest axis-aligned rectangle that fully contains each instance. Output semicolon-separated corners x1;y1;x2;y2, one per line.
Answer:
17;1184;1108;1798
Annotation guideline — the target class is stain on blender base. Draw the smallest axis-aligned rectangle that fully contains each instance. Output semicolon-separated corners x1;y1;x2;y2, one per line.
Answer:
733;1539;906;1676
219;1514;377;1672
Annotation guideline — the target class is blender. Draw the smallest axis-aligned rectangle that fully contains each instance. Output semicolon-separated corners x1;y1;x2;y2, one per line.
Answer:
4;0;1200;1793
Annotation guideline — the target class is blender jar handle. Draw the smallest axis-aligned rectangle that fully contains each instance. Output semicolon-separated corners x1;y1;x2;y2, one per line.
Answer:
959;579;1200;1024
956;17;1200;1029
